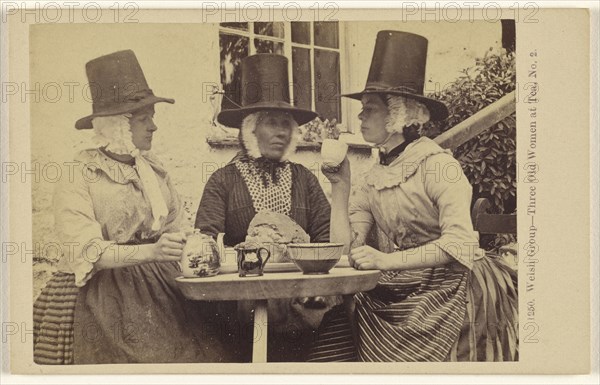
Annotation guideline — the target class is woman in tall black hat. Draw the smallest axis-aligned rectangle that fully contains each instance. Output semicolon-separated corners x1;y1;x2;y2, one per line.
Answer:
195;54;336;362
310;31;518;362
33;50;232;364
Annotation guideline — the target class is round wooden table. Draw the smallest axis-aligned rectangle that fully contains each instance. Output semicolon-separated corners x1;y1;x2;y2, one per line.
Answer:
176;267;380;362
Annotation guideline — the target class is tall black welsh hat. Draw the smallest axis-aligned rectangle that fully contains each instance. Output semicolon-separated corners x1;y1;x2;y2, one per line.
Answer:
75;50;174;129
342;31;448;121
217;54;318;128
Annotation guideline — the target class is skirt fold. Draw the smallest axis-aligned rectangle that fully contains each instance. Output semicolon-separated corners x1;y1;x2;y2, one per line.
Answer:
309;256;518;362
33;272;78;365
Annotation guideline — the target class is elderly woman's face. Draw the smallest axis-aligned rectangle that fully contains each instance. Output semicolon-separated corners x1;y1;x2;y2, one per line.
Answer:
254;111;295;160
358;94;389;144
129;106;157;151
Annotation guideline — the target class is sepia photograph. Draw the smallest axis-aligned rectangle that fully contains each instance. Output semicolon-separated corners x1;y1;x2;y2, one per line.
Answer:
1;3;595;379
29;18;518;365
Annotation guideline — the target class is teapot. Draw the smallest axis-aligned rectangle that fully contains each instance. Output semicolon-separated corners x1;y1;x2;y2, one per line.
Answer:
234;242;271;277
180;229;220;278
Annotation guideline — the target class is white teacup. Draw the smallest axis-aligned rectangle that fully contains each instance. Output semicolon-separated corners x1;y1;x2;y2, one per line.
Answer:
321;139;348;168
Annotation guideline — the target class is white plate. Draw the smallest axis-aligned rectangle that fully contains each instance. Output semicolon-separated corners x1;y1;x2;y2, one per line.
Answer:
219;262;300;275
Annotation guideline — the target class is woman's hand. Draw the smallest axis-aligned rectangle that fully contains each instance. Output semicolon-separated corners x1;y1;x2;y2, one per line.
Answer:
321;156;351;187
349;245;392;271
152;232;187;263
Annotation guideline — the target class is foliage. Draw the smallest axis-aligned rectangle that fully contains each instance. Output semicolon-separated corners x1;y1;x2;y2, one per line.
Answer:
491;233;517;252
219;33;248;110
301;117;340;142
424;49;516;215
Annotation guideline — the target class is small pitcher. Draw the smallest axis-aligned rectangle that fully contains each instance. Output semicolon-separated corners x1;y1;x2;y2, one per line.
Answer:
180;229;220;278
234;242;271;277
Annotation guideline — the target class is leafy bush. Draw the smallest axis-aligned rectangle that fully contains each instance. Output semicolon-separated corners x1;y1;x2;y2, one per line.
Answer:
301;117;341;142
424;49;516;215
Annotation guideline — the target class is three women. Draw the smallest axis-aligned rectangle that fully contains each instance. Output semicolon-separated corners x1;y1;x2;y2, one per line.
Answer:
35;30;517;364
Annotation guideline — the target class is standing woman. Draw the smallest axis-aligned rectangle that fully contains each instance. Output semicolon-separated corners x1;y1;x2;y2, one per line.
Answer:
34;50;231;364
310;31;518;362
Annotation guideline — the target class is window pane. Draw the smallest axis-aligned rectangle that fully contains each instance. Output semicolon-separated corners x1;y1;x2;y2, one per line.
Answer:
254;22;284;38
220;33;249;111
291;22;310;44
220;22;248;31
254;39;284;55
292;47;311;111
314;21;339;49
314;49;341;122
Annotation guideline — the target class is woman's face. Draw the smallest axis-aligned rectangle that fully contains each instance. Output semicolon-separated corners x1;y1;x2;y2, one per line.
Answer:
129;105;157;151
254;111;295;160
358;94;390;144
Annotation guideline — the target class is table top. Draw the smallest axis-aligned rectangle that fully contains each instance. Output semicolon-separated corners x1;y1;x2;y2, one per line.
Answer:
175;267;381;301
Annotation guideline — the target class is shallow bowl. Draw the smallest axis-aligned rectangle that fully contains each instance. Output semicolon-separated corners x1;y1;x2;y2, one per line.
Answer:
286;243;344;274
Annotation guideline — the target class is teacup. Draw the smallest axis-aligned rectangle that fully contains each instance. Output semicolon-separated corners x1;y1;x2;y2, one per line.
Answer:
180;230;220;278
321;139;348;168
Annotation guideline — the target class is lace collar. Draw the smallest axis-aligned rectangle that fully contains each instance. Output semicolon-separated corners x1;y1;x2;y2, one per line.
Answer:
364;137;451;190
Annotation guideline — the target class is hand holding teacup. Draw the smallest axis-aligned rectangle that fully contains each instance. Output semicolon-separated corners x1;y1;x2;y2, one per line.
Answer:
321;139;350;184
321;139;347;171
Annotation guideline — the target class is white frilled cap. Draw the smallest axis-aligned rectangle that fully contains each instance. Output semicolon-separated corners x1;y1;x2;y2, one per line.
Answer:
383;95;431;134
240;111;299;161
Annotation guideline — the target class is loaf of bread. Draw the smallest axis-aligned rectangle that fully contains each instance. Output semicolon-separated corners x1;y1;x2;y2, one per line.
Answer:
245;211;310;262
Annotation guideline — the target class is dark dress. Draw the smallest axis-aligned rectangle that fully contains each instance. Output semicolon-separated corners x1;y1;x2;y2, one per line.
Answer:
195;160;331;246
194;156;333;362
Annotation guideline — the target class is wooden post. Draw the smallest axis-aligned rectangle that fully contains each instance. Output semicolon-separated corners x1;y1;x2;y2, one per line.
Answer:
434;91;516;150
252;300;268;363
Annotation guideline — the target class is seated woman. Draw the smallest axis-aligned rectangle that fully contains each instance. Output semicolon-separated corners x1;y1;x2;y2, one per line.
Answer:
195;54;335;362
310;31;518;362
33;50;232;364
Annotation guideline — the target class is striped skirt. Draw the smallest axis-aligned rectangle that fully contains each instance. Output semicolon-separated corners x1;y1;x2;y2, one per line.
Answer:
307;255;518;362
33;272;79;365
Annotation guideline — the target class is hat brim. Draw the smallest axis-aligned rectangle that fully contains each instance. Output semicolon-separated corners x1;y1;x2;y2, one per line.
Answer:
75;96;175;129
341;89;448;121
217;101;318;129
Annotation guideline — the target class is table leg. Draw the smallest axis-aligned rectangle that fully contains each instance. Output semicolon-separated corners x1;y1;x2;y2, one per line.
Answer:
252;299;268;363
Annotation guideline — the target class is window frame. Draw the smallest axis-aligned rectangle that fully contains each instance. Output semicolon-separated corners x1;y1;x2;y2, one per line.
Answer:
217;22;352;133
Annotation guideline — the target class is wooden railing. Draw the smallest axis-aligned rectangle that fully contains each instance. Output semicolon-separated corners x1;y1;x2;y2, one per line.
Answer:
434;91;516;150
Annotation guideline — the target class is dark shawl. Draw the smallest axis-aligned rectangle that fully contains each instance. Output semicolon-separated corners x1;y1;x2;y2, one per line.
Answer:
195;158;331;247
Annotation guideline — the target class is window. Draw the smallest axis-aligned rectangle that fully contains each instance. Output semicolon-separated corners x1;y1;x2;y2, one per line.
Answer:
219;22;343;125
